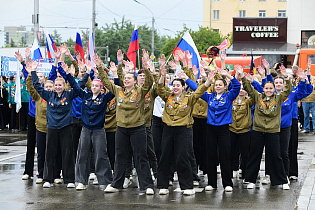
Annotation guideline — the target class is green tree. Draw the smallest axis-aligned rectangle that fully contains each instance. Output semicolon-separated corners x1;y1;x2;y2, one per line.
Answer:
19;36;26;47
51;29;62;46
161;26;224;58
10;38;17;47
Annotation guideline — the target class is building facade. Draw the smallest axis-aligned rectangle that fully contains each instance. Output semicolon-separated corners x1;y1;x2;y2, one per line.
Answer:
203;0;287;37
4;26;33;47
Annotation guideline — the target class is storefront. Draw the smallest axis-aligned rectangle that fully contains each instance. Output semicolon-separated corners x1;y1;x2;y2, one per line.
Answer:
227;18;297;68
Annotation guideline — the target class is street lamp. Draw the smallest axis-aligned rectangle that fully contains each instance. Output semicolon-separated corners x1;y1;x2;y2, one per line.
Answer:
133;0;155;59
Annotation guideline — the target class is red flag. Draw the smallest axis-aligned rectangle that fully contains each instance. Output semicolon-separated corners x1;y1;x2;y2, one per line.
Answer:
127;25;139;70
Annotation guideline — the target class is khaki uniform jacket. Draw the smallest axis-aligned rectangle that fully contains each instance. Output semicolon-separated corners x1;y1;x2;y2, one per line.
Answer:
26;75;47;133
242;77;292;133
104;98;117;132
157;83;208;127
229;96;255;134
100;67;153;128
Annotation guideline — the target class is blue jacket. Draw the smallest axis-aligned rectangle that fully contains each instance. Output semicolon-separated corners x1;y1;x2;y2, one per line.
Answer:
31;71;77;129
67;73;114;130
22;63;36;117
186;77;241;126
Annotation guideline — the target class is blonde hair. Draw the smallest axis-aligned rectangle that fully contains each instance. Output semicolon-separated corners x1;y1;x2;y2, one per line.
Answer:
45;80;54;85
54;77;66;85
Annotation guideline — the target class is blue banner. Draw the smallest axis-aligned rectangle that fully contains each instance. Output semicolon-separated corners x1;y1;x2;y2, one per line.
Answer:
1;56;54;76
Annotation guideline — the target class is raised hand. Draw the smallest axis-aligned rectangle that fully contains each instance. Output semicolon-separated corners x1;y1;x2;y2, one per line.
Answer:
65;48;71;57
61;62;69;74
117;49;124;64
174;51;180;64
199;66;207;78
93;54;103;67
25;62;32;73
75;50;82;61
60;43;68;54
186;50;192;61
129;61;135;71
244;72;254;83
55;48;61;60
159;54;166;67
142;49;149;61
160;67;166;77
109;61;117;74
25;47;31;58
86;60;92;73
14;52;23;62
69;64;75;76
220;50;226;60
192;65;199;76
280;64;287;78
200;60;210;71
142;57;148;69
257;66;265;77
168;60;176;70
84;49;89;62
178;72;189;81
296;68;306;80
308;58;312;69
177;50;185;61
262;59;270;70
234;64;244;78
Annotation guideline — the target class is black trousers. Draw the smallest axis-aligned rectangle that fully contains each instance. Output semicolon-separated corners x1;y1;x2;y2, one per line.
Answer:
230;131;250;178
289;119;299;177
157;125;193;190
9;104;19;130
72;117;82;162
298;106;304;129
151;116;165;162
23;115;36;176
245;131;287;185
36;130;46;178
206;124;233;188
192;117;208;172
187;127;200;181
112;125;153;190
146;126;158;178
279;126;291;176
106;131;116;170
44;125;75;184
20;102;28;130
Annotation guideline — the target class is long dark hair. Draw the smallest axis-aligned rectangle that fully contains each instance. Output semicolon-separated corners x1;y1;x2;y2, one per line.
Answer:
263;81;275;88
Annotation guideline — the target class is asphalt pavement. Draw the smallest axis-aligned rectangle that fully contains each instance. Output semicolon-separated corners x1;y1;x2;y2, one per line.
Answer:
0;130;314;210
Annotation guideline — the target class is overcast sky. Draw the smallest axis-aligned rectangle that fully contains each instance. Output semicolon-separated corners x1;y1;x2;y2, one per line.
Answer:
0;0;203;47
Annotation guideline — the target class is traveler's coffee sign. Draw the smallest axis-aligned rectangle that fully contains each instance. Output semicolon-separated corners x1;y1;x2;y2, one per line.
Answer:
233;18;287;43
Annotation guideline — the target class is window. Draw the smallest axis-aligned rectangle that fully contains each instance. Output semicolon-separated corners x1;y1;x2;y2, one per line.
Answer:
240;0;246;1
259;0;266;1
213;0;219;1
213;29;219;32
239;10;246;17
259;10;266;17
213;10;220;20
278;10;286;17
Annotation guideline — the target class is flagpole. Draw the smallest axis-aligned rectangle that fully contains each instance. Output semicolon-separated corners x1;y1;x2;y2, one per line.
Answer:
137;50;140;70
165;54;173;66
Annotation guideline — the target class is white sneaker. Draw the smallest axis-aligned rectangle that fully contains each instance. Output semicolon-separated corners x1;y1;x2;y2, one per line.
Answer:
36;178;43;184
233;171;238;178
22;174;29;180
242;180;249;184
247;182;255;189
43;182;53;188
287;177;290;185
193;181;199;186
205;185;215;191
224;186;233;192
159;189;169;195
104;185;119;193
146;188;154;195
262;175;270;185
123;177;131;189
282;183;290;190
183;189;195;195
67;183;75;188
89;173;96;180
54;178;62;184
289;176;298;180
93;177;99;185
76;183;87;190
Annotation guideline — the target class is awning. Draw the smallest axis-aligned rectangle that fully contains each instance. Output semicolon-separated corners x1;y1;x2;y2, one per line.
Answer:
226;42;297;55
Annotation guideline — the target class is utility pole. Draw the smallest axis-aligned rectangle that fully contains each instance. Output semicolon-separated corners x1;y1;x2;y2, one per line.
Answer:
32;0;39;41
151;17;155;58
92;0;96;46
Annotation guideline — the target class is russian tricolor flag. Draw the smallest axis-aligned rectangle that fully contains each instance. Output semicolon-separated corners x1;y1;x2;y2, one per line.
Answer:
45;29;57;59
127;25;139;71
75;29;85;63
172;31;201;68
31;37;43;61
88;26;95;67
